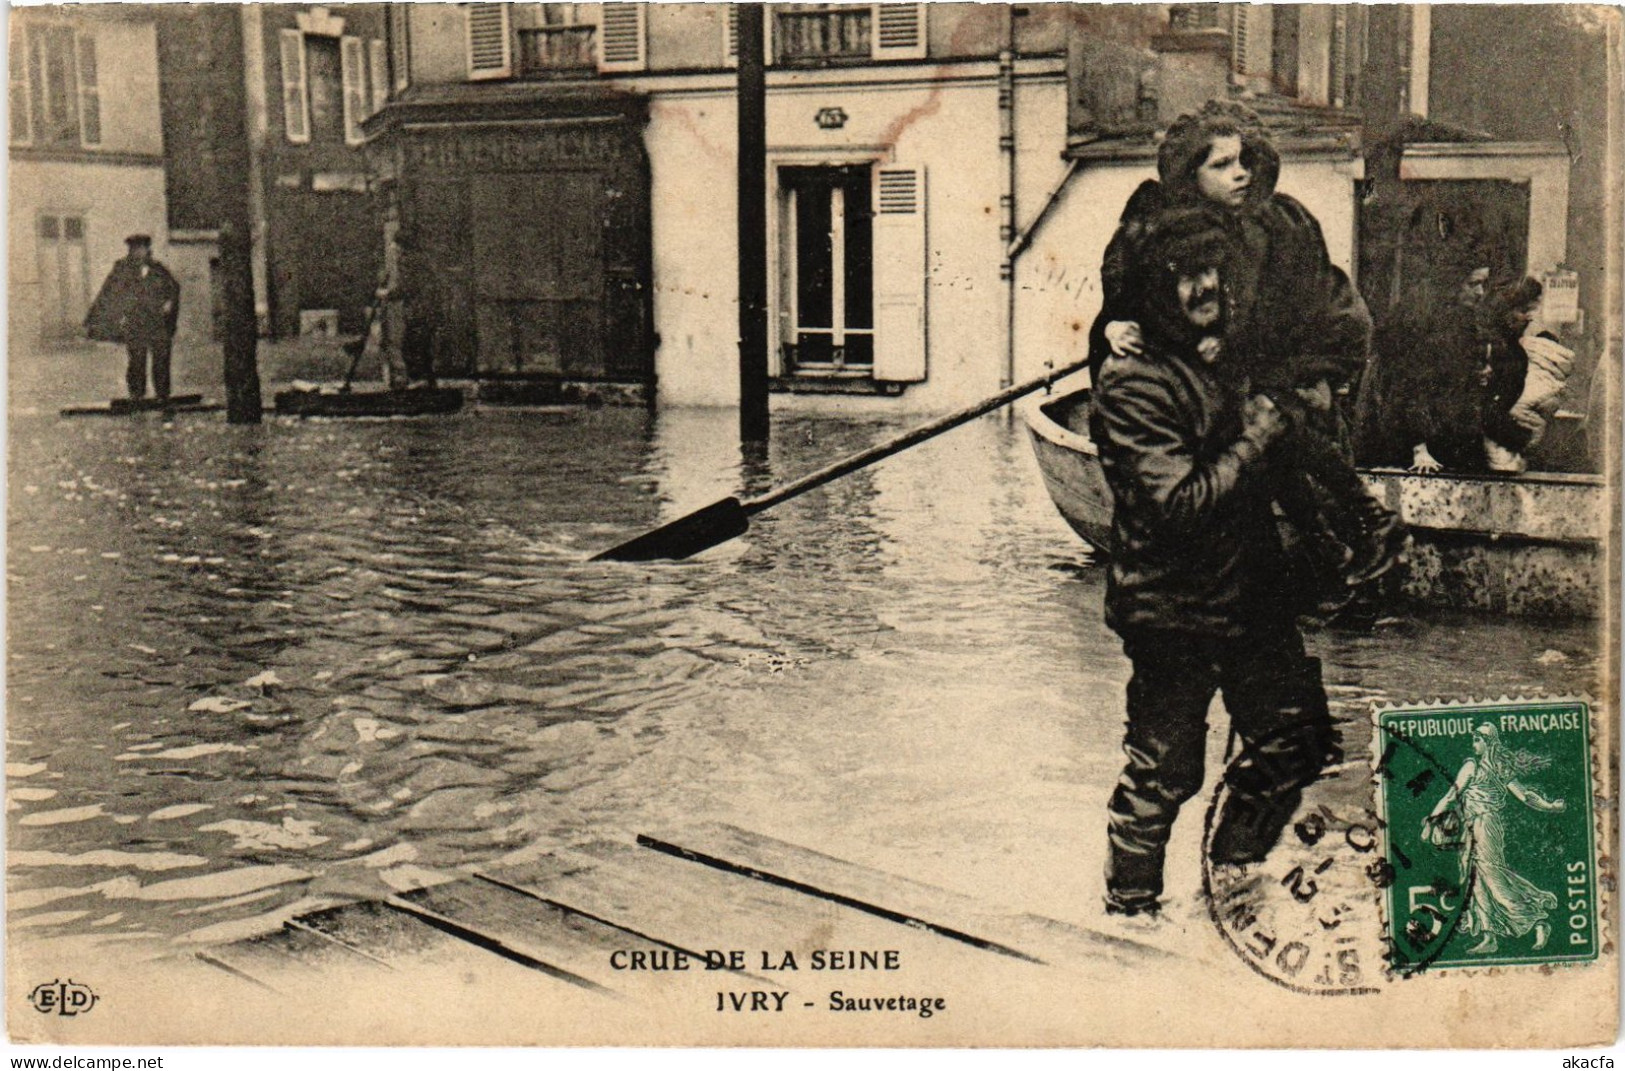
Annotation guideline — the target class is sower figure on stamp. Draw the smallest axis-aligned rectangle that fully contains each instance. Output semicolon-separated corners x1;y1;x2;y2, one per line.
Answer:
1090;101;1402;588
86;234;181;402
1425;723;1565;954
1089;207;1342;919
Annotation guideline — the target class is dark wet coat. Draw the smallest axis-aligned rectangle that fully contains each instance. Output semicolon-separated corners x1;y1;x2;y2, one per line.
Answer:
1089;305;1292;639
86;256;180;344
1088;120;1370;394
1358;294;1488;469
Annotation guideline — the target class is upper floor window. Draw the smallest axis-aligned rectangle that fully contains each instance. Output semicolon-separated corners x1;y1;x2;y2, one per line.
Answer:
1167;3;1361;109
12;22;100;148
280;25;385;146
749;4;925;66
776;4;872;62
467;3;646;81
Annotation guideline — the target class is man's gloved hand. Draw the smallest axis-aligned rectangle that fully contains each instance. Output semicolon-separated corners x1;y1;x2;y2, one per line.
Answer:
1241;393;1287;449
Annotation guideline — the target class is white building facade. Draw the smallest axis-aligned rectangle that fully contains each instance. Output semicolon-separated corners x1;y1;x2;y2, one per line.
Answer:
9;8;168;353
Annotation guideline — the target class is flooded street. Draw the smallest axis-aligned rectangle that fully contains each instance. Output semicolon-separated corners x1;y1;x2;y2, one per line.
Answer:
7;402;1601;963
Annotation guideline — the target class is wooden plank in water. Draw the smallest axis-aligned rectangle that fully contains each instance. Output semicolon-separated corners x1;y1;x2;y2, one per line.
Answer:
285;897;598;998
638;823;1179;968
480;840;1015;973
274;387;463;418
193;920;374;994
381;893;614;995
398;879;683;994
61;395;219;417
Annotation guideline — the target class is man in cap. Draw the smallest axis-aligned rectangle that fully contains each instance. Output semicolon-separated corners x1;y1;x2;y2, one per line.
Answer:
1089;205;1341;918
86;234;182;402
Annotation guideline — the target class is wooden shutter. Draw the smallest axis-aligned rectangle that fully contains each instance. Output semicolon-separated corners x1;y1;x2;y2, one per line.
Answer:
872;166;927;383
74;33;99;146
1230;6;1273;89
279;29;309;143
341;35;366;143
9;29;30;144
722;5;773;67
597;3;646;72
871;3;925;61
389;3;411;91
1329;6;1349;108
369;38;388;112
466;4;511;80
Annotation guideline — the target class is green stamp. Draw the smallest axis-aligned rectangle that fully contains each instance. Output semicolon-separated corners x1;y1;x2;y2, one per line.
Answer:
1374;699;1598;974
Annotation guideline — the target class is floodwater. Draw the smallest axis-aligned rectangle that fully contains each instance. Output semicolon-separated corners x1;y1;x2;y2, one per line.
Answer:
6;402;1602;962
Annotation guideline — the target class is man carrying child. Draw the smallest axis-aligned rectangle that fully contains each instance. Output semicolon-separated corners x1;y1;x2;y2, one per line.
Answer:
1089;100;1403;590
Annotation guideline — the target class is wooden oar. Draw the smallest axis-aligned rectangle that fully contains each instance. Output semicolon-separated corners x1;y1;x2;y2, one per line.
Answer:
592;356;1089;561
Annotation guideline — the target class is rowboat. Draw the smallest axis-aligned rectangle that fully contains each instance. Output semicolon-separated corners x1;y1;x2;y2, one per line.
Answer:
1022;387;1607;618
1023;387;1112;550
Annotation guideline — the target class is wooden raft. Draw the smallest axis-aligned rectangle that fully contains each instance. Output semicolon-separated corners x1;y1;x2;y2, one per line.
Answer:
60;394;219;417
194;823;1180;1000
273;387;463;418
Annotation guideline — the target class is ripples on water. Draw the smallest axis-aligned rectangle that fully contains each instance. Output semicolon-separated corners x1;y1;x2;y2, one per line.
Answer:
7;405;1601;955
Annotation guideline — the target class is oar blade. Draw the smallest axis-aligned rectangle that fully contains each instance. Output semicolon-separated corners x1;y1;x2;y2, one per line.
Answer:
590;497;751;562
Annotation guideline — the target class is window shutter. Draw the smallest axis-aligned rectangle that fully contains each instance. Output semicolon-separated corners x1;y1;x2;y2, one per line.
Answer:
871;3;925;61
872;166;927;383
722;5;773;67
279;29;309;143
466;4;511;80
389;3;411;91
73;33;99;146
1329;6;1349;108
1230;6;1273;90
369;38;389;113
11;29;32;144
341;35;367;144
597;3;646;72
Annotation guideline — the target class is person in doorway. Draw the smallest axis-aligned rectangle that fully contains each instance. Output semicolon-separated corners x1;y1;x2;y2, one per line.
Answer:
86;234;181;402
1089;207;1341;919
1480;277;1570;475
1089;100;1402;587
390;227;440;389
1361;261;1495;474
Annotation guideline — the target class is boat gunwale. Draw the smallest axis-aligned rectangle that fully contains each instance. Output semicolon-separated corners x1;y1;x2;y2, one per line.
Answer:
1026;392;1098;458
1027;388;1603;490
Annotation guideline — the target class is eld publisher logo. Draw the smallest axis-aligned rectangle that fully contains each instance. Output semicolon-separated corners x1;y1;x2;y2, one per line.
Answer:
29;979;98;1016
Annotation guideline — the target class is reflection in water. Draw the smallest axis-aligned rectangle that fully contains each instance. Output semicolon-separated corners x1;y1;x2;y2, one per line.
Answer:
6;406;1601;957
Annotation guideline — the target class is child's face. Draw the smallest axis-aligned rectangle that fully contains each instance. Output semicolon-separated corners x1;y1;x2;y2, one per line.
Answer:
1196;135;1252;209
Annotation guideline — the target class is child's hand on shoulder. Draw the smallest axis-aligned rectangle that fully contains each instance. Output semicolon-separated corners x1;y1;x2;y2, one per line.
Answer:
1104;321;1144;357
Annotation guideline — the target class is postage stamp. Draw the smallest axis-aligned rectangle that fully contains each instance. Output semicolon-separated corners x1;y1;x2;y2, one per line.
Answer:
1373;698;1599;975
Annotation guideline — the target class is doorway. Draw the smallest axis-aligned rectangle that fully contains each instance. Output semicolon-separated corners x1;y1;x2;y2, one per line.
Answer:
1358;178;1531;320
777;164;874;375
36;212;89;345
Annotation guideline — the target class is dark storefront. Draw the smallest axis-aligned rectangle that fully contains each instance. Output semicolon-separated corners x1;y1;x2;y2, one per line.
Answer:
368;89;654;393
